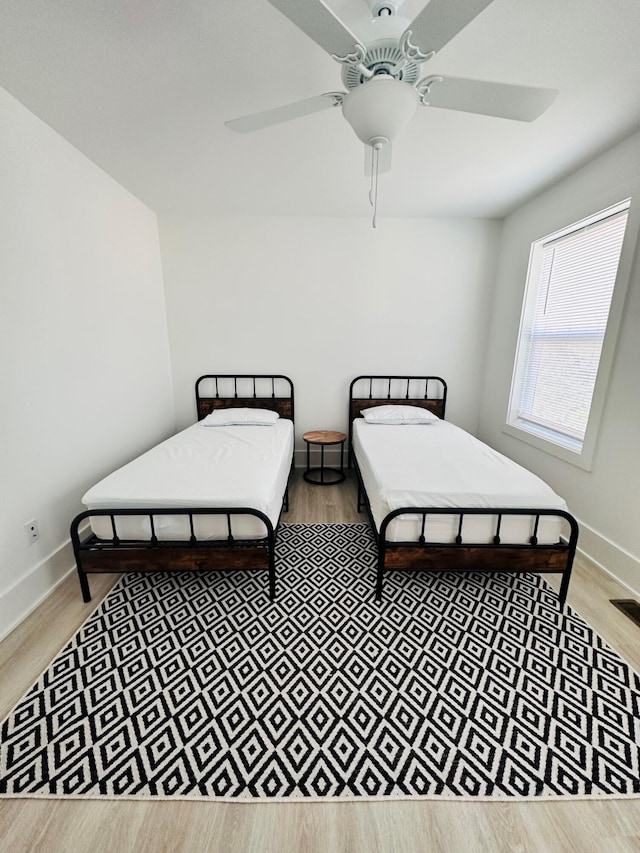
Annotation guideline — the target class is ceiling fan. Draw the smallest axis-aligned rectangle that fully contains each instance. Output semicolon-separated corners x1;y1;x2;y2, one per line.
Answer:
226;0;558;224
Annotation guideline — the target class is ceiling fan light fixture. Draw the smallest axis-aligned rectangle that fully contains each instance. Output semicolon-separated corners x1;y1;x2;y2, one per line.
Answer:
342;75;418;146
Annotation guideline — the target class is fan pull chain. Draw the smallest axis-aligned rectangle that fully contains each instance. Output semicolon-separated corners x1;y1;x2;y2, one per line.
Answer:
369;144;380;229
368;146;375;207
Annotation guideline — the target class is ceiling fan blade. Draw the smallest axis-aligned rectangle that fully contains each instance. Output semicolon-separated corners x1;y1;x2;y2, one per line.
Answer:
423;77;558;122
267;0;364;60
364;143;392;176
225;92;344;134
403;0;495;57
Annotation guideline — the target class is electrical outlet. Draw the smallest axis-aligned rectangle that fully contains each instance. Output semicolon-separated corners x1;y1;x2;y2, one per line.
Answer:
24;519;39;544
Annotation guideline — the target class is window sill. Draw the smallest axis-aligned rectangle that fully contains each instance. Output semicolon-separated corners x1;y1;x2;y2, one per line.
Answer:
502;421;593;471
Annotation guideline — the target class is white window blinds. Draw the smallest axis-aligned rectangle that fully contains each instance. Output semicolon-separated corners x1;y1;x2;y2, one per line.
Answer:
509;201;630;452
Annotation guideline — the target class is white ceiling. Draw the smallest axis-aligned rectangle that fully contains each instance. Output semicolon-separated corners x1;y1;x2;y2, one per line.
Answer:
1;0;640;219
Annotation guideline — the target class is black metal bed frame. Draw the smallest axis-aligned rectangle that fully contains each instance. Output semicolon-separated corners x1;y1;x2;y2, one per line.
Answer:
348;375;579;605
71;374;295;603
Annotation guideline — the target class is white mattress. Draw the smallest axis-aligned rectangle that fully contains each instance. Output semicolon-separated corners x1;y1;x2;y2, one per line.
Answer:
82;419;294;541
353;418;568;544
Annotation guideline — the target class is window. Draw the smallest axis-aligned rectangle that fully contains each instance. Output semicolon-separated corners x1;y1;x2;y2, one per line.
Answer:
506;199;633;469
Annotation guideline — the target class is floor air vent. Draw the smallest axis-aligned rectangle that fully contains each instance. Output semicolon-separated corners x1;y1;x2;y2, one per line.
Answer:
610;599;640;628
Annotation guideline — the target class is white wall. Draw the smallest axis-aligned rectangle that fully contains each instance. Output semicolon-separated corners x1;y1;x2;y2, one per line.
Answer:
478;131;640;595
159;214;501;459
0;88;175;638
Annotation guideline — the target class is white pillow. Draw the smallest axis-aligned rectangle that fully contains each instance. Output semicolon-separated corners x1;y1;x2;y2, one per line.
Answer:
202;407;279;426
361;405;439;425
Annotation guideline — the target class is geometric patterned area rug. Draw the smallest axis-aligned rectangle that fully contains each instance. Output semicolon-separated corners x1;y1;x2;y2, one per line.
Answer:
1;523;639;801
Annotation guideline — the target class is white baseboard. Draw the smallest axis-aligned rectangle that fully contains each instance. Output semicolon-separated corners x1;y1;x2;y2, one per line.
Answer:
575;518;640;599
0;540;75;643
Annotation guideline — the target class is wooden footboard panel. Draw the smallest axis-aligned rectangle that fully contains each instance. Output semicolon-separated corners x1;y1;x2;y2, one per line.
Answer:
382;544;572;573
78;544;270;574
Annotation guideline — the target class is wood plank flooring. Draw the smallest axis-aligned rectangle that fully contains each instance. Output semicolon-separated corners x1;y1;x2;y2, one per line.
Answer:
1;469;639;853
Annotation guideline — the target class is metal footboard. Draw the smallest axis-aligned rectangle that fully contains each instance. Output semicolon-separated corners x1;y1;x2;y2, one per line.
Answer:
377;505;579;605
354;456;578;606
70;506;278;603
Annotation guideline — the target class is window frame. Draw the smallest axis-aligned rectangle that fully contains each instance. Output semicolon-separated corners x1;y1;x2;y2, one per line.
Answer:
504;197;638;471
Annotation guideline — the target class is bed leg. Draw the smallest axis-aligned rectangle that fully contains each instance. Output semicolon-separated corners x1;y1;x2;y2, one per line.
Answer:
558;569;571;609
268;547;276;601
266;527;277;601
375;562;384;602
78;570;92;603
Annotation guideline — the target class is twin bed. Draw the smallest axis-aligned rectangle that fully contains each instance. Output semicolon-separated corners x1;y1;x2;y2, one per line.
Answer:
349;375;578;605
71;372;578;607
71;375;294;602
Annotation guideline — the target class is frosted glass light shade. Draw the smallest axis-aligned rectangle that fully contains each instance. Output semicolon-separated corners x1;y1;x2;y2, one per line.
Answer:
342;76;418;145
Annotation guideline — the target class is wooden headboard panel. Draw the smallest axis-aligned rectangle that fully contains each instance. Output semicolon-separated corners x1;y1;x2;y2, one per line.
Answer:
195;375;295;422
348;375;447;455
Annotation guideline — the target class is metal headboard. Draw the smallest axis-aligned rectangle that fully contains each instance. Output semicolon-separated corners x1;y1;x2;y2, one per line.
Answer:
348;375;447;460
195;374;295;422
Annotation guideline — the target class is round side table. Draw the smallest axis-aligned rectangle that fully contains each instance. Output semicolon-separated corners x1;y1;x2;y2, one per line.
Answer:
302;430;347;485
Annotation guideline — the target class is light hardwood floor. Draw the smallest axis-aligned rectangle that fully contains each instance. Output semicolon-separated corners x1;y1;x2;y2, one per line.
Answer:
1;469;639;853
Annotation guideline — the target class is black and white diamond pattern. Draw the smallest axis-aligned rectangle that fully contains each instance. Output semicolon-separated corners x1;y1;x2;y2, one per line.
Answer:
1;523;639;800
